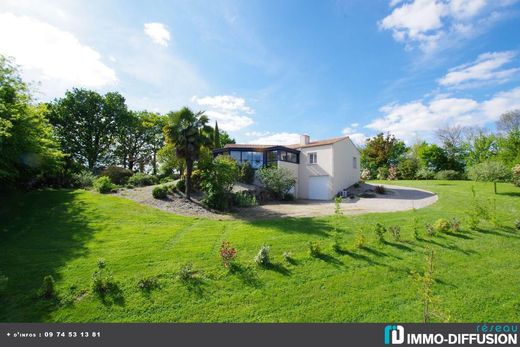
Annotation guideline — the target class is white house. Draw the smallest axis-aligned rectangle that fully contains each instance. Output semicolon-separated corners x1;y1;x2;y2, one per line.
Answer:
213;134;361;200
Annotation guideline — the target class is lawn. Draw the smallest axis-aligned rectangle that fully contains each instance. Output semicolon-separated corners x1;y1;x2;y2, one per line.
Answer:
0;180;519;322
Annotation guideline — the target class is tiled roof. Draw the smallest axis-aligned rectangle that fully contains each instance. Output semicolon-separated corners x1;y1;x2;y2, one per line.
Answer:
287;136;348;149
223;144;276;150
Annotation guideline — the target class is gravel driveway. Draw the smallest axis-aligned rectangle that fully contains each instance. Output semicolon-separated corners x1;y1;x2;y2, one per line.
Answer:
114;183;437;220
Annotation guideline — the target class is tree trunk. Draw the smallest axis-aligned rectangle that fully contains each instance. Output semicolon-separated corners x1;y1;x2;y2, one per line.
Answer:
128;160;134;171
152;150;157;176
185;158;193;200
493;181;497;194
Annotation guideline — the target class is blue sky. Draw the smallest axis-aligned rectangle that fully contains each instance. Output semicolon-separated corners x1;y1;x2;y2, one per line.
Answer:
1;0;520;145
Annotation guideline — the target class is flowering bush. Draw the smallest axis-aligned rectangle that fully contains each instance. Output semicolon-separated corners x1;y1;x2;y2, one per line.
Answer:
220;241;237;268
512;164;520;187
387;166;398;180
360;169;371;180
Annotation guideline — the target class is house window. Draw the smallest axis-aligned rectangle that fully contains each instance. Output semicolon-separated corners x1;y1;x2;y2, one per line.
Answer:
309;152;317;164
230;151;241;162
353;157;357;169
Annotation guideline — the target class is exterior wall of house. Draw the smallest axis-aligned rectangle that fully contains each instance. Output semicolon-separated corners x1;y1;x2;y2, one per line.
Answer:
277;160;299;197
297;144;334;199
331;138;361;194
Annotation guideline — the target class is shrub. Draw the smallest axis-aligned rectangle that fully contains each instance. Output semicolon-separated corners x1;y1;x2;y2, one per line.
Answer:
376;167;389;180
450;218;461;232
308;241;321;257
238;162;255;184
515;219;520;230
94;176;116;194
425;223;435;236
374;185;386;194
257;166;297;200
37;275;56;299
152;185;168;199
92;258;114;295
100;166;133;185
433;218;450;233
415;168;435;180
137;276;159;291
159;177;173;184
283;251;292;263
178;263;197;282
219;241;237;268
511;164;520;187
254;245;271;266
176;179;186;193
374;223;386;242
467;161;511;182
71;171;96;188
360;169;372;180
435;170;463;180
233;191;258;207
283;193;295;201
389;225;401;241
387;166;398;180
128;173;158;187
332;233;342;253
201;155;238;211
398;158;419;180
354;232;366;249
191;169;202;192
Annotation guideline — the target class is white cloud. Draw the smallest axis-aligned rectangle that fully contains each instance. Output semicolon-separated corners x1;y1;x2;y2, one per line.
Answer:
144;22;170;47
438;51;519;88
0;12;116;93
379;0;515;52
245;131;271;137
368;87;520;143
191;95;254;132
248;132;301;145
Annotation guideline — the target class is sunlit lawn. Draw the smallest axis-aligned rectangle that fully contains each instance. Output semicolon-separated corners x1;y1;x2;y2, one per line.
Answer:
1;180;519;322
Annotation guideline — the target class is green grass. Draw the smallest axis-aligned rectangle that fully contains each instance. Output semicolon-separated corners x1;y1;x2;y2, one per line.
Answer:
1;180;519;322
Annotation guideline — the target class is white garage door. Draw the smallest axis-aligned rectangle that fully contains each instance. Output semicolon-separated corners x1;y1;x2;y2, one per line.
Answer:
308;176;331;200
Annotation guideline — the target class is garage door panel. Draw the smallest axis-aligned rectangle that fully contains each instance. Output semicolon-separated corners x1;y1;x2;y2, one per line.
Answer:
308;176;330;200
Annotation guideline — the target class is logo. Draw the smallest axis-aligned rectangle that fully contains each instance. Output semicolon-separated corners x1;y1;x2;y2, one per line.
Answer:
385;325;405;345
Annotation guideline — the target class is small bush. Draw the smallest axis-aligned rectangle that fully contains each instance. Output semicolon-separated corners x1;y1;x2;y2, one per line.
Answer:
159;177;173;184
220;241;237;269
433;218;450;233
128;173;158;187
254;245;271;266
374;223;387;242
332;233;342;253
387;166;398;180
191;169;203;192
376;167;389;180
94;176;116;194
283;193;295;201
425;223;435;236
435;170;463;180
100;166;133;185
308;241;321;257
283;251;292;263
374;185;386;194
360;169;372;180
233;191;258;207
137;276;159;291
176;179;186;193
389;225;401;241
398;158;419;180
38;275;56;299
449;218;461;232
92;258;114;295
416;168;435;180
514;219;520;230
467;161;510;183
71;171;96;188
178;263;197;282
152;185;168;199
512;164;520;187
238;162;255;184
354;232;366;249
257;166;296;200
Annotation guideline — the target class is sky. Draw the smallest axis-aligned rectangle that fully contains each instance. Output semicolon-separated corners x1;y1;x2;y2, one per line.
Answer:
1;0;520;146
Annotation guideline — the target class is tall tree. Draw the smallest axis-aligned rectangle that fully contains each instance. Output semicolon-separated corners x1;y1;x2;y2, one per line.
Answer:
213;121;222;149
0;55;62;188
49;88;128;171
163;107;211;199
496;110;520;134
361;133;407;173
435;125;467;172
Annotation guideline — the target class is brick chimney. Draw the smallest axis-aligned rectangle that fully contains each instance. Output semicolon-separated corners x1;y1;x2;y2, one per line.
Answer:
300;134;310;146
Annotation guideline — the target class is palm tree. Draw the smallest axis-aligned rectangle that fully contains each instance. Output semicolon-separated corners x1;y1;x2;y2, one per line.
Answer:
164;107;212;199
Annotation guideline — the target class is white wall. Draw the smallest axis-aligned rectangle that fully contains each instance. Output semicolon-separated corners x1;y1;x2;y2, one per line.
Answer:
332;138;361;194
298;145;334;199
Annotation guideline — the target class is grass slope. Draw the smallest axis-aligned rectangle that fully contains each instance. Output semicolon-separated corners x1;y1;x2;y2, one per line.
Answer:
0;180;519;322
